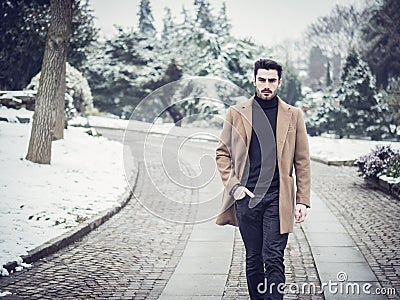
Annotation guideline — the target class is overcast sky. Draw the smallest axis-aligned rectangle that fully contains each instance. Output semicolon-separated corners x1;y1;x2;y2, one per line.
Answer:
89;0;366;46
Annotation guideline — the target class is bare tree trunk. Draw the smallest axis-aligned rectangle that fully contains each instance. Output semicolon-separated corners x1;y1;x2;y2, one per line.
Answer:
53;61;66;140
26;0;72;164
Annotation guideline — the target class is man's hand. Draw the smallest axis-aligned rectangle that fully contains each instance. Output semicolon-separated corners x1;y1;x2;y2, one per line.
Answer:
233;185;255;201
295;204;308;223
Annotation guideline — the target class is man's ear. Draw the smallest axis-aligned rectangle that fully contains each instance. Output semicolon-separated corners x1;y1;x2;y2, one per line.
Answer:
278;79;282;88
253;77;256;87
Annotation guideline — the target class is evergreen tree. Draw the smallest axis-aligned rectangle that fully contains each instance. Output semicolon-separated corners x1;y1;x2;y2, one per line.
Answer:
335;48;381;139
215;2;231;37
307;46;326;90
181;5;192;25
0;0;97;90
69;0;98;70
279;66;303;105
361;0;400;89
305;91;343;137
85;1;297;120
222;37;258;92
86;28;161;117
0;0;49;90
387;81;400;130
194;0;216;33
162;7;174;40
144;62;184;125
378;80;400;139
138;0;156;34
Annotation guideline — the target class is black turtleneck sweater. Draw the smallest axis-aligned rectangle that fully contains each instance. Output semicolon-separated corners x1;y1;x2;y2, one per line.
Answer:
245;94;280;193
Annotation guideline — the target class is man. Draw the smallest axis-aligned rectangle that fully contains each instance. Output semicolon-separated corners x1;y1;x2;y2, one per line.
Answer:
215;58;311;300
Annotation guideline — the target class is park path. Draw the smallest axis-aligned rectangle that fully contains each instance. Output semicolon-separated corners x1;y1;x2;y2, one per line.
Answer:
0;128;322;300
3;127;396;299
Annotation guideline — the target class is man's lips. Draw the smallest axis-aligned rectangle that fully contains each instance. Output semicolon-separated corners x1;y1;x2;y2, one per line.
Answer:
262;90;271;94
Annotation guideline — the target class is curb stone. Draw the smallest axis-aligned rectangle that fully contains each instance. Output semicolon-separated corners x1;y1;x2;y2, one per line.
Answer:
2;158;139;275
364;177;400;200
310;156;356;166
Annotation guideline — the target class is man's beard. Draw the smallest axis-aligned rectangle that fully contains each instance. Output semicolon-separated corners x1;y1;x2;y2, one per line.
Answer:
256;88;276;100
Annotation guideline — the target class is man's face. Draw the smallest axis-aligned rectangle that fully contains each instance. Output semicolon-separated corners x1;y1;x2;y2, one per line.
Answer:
253;69;282;100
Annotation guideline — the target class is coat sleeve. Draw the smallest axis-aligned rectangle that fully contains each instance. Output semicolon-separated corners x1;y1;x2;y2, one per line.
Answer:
294;108;311;207
216;107;241;195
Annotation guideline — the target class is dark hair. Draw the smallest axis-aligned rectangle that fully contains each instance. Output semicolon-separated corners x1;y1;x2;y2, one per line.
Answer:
254;58;282;80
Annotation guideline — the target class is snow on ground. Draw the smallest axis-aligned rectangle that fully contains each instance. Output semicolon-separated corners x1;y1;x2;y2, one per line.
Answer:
308;136;400;162
0;106;33;123
0;111;128;273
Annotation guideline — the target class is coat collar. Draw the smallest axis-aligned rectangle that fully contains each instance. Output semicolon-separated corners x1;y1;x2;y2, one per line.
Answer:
236;95;293;160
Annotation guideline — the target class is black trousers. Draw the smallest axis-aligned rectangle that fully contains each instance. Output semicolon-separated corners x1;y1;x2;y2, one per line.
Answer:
235;190;289;300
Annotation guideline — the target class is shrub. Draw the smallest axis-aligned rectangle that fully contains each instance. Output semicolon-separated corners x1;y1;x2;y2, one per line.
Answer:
355;144;398;178
26;63;94;115
387;153;400;178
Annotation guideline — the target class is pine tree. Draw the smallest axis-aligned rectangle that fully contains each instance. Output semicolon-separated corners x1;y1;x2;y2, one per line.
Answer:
307;46;326;90
162;7;174;40
69;0;98;70
335;47;381;139
181;5;192;25
0;0;97;90
215;2;231;37
86;27;162;117
305;91;341;137
279;66;303;105
85;1;301;122
378;80;400;139
138;0;156;34
194;0;216;33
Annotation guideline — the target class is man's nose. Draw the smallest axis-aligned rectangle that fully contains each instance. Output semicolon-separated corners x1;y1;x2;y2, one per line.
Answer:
266;82;275;89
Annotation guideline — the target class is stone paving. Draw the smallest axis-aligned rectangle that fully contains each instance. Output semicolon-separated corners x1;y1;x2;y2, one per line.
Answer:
222;224;324;300
310;161;399;300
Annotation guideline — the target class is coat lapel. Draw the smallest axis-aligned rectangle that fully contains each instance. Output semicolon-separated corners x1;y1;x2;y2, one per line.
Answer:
239;97;253;150
238;96;292;159
276;97;292;161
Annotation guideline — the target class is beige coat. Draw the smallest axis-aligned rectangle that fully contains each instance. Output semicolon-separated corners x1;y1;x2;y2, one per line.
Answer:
215;96;311;234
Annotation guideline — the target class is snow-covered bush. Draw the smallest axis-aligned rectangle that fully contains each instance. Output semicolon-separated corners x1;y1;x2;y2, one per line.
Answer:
387;153;400;178
26;63;94;115
355;144;398;178
299;89;340;136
